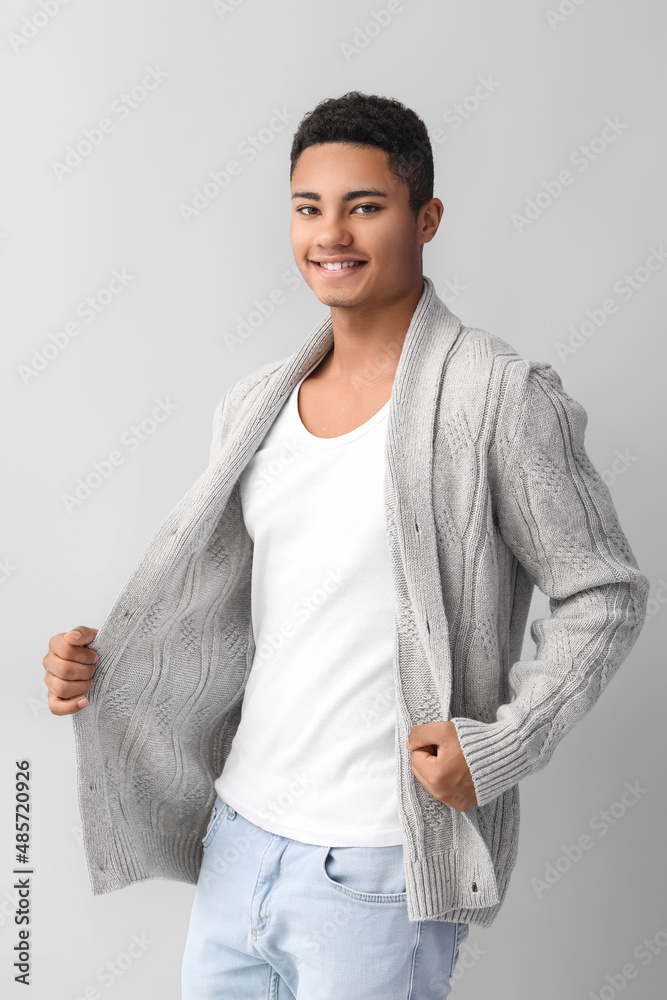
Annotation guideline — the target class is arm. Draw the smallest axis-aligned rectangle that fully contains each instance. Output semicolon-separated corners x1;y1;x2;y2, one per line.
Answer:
451;361;650;808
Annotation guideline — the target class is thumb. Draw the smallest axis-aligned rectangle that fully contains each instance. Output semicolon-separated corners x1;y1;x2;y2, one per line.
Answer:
64;626;99;646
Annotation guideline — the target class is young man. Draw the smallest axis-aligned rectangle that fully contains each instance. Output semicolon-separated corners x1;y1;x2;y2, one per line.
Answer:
43;92;649;999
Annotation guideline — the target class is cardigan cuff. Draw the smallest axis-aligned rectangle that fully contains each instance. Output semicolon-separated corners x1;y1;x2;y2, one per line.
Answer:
450;716;530;808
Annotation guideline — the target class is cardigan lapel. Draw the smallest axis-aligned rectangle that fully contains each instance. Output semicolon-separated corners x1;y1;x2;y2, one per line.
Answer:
383;277;463;677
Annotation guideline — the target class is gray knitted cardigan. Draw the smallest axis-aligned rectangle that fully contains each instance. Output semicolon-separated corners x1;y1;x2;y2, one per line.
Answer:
72;275;649;928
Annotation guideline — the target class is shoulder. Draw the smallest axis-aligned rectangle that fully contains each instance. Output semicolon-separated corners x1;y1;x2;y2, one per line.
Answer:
208;356;289;465
227;356;289;401
454;324;524;371
453;325;572;403
217;355;289;416
440;325;527;422
439;323;583;457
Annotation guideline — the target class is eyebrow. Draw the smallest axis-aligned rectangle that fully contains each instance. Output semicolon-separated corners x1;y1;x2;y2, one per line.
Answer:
291;188;389;202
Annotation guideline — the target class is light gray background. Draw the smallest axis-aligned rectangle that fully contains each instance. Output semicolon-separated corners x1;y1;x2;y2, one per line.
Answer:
2;0;666;997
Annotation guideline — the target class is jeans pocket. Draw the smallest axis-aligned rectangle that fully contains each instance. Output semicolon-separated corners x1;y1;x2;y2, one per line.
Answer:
202;799;227;848
321;844;407;902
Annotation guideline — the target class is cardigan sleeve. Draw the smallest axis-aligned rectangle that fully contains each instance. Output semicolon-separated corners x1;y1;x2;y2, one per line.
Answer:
451;360;650;808
208;388;234;468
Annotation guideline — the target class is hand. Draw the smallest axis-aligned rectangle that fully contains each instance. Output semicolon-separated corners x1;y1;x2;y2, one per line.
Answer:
43;626;99;715
406;721;478;812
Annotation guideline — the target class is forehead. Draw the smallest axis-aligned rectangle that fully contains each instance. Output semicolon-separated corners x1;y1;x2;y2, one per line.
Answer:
291;143;403;197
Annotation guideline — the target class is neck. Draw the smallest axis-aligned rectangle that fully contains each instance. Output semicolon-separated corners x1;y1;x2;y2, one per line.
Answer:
320;277;424;388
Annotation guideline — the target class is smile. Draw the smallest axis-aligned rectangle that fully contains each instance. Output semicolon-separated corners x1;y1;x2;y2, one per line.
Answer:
310;260;367;275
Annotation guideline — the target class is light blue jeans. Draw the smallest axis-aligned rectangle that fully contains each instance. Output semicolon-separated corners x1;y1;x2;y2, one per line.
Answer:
181;794;469;999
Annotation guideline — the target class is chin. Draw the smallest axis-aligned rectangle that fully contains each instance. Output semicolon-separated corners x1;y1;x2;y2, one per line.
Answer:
314;287;367;308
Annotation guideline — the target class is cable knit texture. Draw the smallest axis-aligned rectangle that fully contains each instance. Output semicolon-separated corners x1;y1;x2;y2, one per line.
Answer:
71;276;649;927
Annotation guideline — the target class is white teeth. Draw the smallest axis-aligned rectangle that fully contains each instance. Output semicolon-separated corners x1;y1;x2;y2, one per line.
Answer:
317;261;363;270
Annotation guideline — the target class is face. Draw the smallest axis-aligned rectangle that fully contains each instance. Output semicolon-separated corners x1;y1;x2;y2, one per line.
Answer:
290;142;442;310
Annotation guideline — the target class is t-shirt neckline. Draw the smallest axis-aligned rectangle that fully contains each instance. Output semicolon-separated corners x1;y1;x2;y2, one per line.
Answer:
291;365;391;450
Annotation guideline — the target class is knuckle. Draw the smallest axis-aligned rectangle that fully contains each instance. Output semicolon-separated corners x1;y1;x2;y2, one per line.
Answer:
50;676;66;698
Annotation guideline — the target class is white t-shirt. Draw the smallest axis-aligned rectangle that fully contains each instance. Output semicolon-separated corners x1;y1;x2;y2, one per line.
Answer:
214;362;403;846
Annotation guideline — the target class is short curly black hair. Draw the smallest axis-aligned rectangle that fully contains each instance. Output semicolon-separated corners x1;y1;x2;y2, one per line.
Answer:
290;91;434;219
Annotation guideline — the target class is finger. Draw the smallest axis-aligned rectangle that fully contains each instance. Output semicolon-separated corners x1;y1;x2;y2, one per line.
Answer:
408;742;438;757
410;748;440;771
48;634;100;667
64;626;99;645
47;690;90;716
44;671;93;701
42;651;96;681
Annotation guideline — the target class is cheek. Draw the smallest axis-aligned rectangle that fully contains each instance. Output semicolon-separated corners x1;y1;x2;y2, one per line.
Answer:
371;225;410;260
289;218;305;244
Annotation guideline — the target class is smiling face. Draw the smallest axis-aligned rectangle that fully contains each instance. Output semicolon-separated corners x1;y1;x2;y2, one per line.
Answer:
290;142;441;310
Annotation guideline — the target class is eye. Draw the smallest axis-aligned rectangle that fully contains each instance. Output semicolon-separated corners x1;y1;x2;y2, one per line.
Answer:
295;203;382;216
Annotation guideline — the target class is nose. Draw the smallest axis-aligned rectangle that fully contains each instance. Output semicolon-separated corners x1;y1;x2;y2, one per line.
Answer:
311;216;354;250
